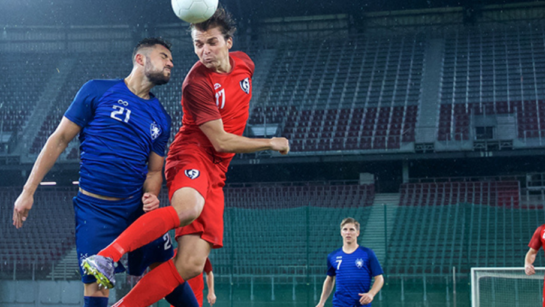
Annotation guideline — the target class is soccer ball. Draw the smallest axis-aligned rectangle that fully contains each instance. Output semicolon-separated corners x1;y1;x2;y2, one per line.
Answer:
171;0;219;23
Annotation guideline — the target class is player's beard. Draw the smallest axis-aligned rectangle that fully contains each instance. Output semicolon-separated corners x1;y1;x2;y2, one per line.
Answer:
145;58;170;86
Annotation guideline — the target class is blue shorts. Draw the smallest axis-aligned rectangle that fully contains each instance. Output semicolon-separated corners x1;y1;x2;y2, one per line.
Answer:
73;192;174;284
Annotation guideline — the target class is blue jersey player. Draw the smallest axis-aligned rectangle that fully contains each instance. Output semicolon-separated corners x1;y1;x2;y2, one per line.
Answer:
316;218;384;307
13;38;198;307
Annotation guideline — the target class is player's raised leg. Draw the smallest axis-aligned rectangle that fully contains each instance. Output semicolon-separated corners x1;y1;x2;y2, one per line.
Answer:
86;187;204;275
112;234;211;307
83;186;205;285
111;167;222;306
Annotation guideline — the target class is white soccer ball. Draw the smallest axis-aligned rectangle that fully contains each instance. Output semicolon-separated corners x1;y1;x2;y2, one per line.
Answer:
171;0;219;23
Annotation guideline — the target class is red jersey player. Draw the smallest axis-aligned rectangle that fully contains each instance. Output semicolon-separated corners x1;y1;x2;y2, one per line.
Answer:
526;224;545;307
83;6;290;307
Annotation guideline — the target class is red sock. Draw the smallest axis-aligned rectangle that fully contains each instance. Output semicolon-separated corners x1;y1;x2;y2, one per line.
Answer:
112;259;184;307
99;206;179;262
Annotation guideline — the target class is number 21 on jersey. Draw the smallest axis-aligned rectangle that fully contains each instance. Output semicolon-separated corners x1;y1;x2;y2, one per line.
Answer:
110;105;131;123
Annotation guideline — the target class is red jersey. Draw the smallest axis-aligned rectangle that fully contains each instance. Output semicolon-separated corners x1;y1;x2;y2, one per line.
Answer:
529;225;545;307
529;224;545;251
167;51;255;173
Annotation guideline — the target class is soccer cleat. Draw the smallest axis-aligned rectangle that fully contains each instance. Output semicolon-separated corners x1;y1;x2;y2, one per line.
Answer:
81;255;116;289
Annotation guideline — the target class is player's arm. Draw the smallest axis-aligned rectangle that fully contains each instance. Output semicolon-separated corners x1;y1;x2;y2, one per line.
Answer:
199;119;289;154
205;271;216;306
13;117;81;228
526;226;543;275
359;274;384;305
525;248;538;275
369;274;385;296
316;275;335;307
142;152;164;212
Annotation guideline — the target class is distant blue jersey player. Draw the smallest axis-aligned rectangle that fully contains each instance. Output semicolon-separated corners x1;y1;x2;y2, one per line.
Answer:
13;38;199;307
317;218;384;307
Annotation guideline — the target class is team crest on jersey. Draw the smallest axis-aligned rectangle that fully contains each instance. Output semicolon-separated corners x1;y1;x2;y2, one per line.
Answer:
355;258;364;269
214;83;222;90
150;122;161;140
185;169;200;180
240;78;250;94
79;253;89;263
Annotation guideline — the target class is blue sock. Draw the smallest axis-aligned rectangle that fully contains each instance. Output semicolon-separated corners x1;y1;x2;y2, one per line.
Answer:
84;296;109;307
165;282;199;307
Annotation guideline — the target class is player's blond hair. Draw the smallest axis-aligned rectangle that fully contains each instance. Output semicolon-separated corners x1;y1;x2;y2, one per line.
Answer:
340;217;360;231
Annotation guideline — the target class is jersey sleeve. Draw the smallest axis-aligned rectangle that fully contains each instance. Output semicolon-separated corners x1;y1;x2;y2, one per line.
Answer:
529;225;544;250
182;74;220;126
232;51;255;77
151;113;171;157
326;254;336;276
367;249;384;277
64;80;98;127
204;258;213;274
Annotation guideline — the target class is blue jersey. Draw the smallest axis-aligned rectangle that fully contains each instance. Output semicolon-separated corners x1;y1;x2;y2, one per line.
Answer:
64;79;171;198
326;246;384;307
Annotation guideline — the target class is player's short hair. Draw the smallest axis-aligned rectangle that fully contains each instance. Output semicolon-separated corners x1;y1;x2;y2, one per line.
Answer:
340;217;360;231
132;37;172;63
190;6;237;40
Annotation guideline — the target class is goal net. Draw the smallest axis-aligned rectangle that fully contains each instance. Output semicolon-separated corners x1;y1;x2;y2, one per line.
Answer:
471;267;545;307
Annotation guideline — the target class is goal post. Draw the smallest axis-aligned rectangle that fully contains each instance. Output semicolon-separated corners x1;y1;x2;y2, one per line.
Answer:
471;267;545;307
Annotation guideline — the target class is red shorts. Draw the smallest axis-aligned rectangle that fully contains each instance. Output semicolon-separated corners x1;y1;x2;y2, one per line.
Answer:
166;153;225;249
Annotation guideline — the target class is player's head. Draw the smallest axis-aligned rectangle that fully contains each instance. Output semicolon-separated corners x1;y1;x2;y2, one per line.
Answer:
132;37;173;86
340;217;360;245
190;6;236;71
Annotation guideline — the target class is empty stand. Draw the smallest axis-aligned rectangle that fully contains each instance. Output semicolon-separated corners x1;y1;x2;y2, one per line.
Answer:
209;183;375;275
389;179;525;277
439;22;545;141
388;203;467;276
224;183;375;209
466;203;545;268
1;179;542;280
0;54;61;135
399;180;520;207
0;187;76;278
248;33;425;152
8;22;545;157
1;183;374;278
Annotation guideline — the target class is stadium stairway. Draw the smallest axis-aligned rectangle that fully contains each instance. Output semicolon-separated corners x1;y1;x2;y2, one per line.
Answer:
47;247;79;280
360;193;399;266
17;58;76;160
250;49;276;112
415;38;443;144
